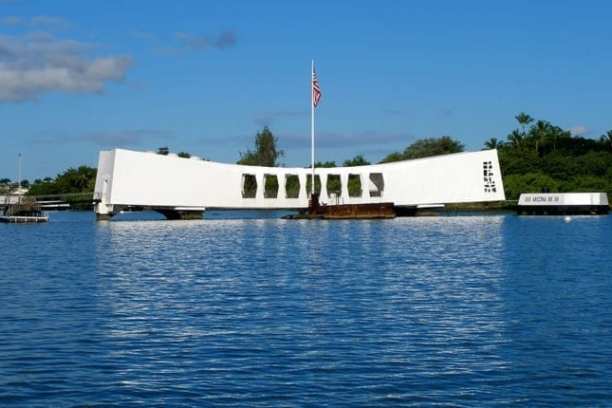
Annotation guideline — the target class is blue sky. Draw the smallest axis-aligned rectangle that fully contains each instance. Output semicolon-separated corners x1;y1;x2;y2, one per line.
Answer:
2;0;612;180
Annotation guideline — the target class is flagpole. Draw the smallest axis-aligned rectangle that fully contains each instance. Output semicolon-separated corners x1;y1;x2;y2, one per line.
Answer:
17;153;22;190
17;153;22;204
310;59;315;197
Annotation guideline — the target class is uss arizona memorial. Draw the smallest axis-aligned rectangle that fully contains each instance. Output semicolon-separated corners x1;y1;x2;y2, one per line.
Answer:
93;148;505;219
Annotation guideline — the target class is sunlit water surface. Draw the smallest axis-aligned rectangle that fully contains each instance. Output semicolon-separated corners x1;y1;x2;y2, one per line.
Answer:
1;211;611;406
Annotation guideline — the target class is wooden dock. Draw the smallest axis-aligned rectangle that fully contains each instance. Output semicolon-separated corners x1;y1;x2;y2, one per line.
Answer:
1;196;49;224
0;215;48;223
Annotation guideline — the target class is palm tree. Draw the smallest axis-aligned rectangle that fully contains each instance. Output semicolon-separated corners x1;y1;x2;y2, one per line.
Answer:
484;137;503;150
515;112;534;133
508;130;523;148
532;120;552;155
600;130;612;151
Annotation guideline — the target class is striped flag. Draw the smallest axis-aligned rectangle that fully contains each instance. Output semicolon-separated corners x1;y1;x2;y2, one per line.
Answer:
312;66;321;108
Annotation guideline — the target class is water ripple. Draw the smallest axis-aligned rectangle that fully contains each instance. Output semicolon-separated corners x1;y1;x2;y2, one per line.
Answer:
1;212;611;406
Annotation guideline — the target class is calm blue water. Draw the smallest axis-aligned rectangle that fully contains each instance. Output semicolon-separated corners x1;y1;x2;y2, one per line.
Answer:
1;211;611;407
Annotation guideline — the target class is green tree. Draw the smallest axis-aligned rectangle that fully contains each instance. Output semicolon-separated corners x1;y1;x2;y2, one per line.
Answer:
483;137;504;150
326;175;341;196
285;175;300;198
380;136;464;163
314;161;336;168
379;151;405;163
343;154;370;167
600;130;612;151
499;114;612;202
177;152;191;158
238;127;284;166
539;152;579;180
402;136;464;159
27;166;97;196
515;112;534;133
575;152;612;177
562;175;610;193
347;174;362;197
530;120;552;155
503;173;560;200
264;175;279;198
507;130;524;149
306;175;321;195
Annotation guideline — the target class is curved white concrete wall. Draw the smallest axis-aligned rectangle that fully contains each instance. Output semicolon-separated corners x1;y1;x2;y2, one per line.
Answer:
94;148;505;214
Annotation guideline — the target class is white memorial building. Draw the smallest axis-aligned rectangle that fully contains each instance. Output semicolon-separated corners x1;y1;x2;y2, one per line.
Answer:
93;148;505;219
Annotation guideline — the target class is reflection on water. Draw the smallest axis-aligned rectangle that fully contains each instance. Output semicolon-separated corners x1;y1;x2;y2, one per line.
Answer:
1;212;611;405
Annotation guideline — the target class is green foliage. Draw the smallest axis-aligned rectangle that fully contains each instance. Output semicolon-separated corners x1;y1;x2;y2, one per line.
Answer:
562;175;610;193
348;174;362;197
177;152;191;158
264;175;279;198
326;175;341;196
285;175;300;198
503;173;560;200
379;152;404;163
241;175;257;198
600;131;612;151
157;147;169;155
515;112;534;128
238;127;284;166
314;161;336;168
380;136;464;163
343;155;370;167
306;175;321;195
498;113;612;200
27;166;97;196
483;138;504;150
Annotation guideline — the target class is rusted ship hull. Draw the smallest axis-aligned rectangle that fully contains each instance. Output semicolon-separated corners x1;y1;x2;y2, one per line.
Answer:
314;202;396;219
285;195;396;219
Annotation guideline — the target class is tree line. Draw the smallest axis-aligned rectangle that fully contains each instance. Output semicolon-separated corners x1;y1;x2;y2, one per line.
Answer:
486;113;611;199
235;119;612;201
4;115;610;202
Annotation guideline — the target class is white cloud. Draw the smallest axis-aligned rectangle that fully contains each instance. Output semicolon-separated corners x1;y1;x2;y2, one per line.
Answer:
175;31;237;51
34;129;172;147
0;32;132;102
1;15;70;30
570;125;589;136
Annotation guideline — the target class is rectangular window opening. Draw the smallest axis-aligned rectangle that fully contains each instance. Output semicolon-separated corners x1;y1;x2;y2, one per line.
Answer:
264;174;279;198
306;175;321;195
348;174;362;197
285;174;300;199
326;174;341;204
369;173;384;197
241;174;257;198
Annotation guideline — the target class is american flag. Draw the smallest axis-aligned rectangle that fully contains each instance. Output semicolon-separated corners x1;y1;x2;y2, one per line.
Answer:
312;66;321;108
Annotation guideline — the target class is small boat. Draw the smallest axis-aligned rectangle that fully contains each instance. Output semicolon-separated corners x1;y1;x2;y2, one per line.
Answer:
0;198;49;223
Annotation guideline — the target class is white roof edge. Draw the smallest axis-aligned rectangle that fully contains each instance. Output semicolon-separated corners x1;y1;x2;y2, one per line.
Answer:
111;148;499;171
